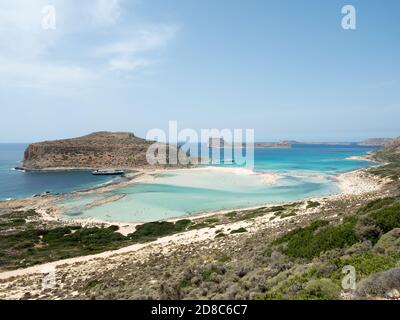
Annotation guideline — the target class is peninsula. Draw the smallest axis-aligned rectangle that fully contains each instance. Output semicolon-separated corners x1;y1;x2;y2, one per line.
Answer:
21;131;183;170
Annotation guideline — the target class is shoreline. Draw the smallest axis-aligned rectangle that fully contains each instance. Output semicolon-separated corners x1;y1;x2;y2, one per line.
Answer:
1;163;384;223
1;164;387;237
0;166;389;284
0;160;391;285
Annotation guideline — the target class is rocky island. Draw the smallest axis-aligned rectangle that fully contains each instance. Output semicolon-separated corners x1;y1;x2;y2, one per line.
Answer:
208;137;292;149
21;131;182;170
255;142;292;148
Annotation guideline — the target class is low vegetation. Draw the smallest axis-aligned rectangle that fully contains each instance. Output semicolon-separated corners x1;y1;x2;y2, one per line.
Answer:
127;220;192;243
0;212;198;270
0;208;135;270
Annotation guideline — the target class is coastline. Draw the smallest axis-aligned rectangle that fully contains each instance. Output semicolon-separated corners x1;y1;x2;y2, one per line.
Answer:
0;148;395;300
1;161;388;237
1;163;385;228
0;165;390;287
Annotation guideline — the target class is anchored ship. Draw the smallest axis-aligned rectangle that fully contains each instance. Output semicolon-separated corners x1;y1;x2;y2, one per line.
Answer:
92;169;125;176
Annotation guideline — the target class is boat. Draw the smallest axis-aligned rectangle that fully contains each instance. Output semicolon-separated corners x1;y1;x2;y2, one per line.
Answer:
92;169;125;176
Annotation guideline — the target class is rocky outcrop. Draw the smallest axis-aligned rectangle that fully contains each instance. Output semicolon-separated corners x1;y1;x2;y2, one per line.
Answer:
255;142;292;148
22;132;183;170
208;137;292;149
358;138;395;146
373;138;400;163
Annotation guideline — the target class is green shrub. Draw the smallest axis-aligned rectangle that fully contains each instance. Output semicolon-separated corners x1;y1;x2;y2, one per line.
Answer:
356;266;400;298
179;278;192;288
0;225;129;270
268;206;286;212
303;279;340;300
128;219;192;243
11;218;26;224
358;197;396;214
374;228;400;255
201;264;225;281
225;211;237;219
331;253;398;280
217;254;231;263
107;225;119;232
128;222;175;242
174;219;192;229
273;220;329;245
204;218;219;224
369;203;400;233
274;219;358;259
306;201;320;209
230;227;247;234
215;232;226;239
240;212;261;220
354;217;382;243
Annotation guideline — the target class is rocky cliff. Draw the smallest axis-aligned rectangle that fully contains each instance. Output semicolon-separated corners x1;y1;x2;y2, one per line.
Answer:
22;132;181;170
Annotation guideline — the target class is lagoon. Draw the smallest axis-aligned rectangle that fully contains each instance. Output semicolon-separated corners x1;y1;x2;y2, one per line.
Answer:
56;144;378;222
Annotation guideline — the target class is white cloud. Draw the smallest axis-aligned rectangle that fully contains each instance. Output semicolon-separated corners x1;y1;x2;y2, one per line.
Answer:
92;0;122;26
0;56;99;96
0;0;51;57
0;0;178;93
96;25;177;56
96;25;177;74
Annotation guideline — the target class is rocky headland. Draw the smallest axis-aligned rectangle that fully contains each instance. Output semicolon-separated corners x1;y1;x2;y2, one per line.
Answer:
21;131;184;170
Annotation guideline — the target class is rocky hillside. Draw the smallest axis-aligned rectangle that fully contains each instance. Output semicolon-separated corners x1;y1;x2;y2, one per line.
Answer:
358;138;395;146
22;132;181;170
255;142;292;148
372;138;400;164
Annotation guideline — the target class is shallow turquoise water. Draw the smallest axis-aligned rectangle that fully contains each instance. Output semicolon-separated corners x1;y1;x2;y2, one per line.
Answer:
62;171;339;222
59;144;379;222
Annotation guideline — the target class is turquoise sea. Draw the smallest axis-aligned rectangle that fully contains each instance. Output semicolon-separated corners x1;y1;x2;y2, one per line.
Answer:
0;143;378;222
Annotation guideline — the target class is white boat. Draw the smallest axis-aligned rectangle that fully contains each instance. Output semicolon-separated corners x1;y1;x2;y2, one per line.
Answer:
92;169;125;176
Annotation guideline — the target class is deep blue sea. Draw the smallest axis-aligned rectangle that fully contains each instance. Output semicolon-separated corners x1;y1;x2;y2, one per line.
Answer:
0;144;114;201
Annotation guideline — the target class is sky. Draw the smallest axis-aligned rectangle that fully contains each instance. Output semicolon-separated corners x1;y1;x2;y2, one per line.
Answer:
0;0;399;143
